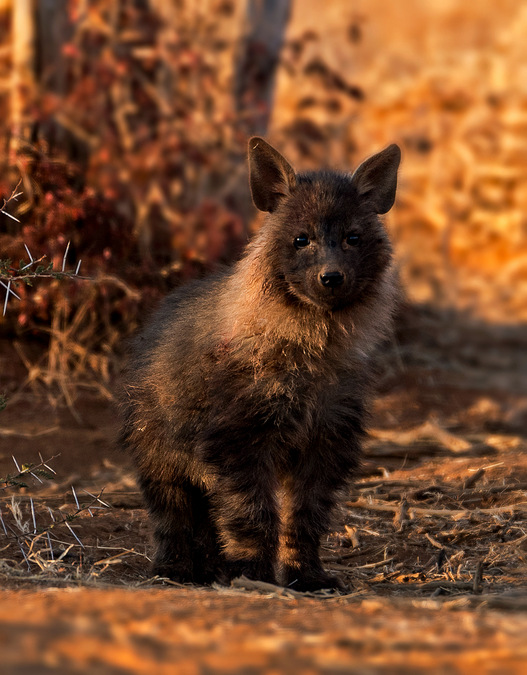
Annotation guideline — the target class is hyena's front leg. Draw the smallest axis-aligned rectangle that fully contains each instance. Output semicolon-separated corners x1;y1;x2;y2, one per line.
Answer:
139;475;195;582
199;420;280;584
281;391;365;591
211;472;280;584
282;431;362;591
190;488;226;585
281;468;347;592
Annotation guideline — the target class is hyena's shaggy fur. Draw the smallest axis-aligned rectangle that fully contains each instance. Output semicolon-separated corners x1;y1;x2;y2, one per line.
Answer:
121;137;401;591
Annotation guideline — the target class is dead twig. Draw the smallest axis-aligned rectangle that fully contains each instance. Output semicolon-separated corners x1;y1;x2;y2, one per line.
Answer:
393;499;409;532
473;559;485;594
348;497;527;519
425;532;445;549
0;427;59;438
369;421;472;453
373;579;475;593
464;468;486;490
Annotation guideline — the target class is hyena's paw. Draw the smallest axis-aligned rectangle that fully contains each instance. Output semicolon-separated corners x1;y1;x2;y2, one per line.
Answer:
224;558;277;585
192;556;229;586
283;566;346;593
152;560;194;584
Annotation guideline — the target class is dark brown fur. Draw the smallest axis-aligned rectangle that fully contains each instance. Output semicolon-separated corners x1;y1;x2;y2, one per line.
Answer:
121;138;401;591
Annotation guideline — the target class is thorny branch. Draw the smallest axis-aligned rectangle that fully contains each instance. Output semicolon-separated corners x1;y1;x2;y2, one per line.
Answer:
0;484;111;571
0;453;59;490
1;187;87;316
0;180;23;222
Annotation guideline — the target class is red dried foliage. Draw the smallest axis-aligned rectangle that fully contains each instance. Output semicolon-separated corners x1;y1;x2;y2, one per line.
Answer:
1;0;245;345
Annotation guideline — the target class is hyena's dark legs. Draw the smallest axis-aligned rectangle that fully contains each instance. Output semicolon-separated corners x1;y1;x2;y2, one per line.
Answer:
281;395;365;591
199;443;279;582
281;469;347;591
209;472;280;584
191;489;226;584
139;475;196;581
199;413;281;584
141;474;226;584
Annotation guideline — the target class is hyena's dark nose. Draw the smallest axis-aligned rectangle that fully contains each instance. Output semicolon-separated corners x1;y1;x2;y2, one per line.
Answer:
320;271;344;288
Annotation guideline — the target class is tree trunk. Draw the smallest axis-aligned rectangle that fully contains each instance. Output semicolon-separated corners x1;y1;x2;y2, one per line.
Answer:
235;0;291;137
11;0;35;154
35;0;71;95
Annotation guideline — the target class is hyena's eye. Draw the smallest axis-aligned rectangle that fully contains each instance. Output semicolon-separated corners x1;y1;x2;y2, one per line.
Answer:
345;233;360;247
293;234;310;249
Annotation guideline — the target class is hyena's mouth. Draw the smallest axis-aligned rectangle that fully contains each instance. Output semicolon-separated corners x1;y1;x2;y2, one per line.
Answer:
316;284;360;311
286;279;352;312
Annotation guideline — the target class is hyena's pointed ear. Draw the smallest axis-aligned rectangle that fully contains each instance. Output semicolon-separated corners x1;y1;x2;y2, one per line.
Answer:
248;137;297;212
351;144;401;214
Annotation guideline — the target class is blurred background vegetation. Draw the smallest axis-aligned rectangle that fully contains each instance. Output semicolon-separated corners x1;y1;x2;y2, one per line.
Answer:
0;0;526;388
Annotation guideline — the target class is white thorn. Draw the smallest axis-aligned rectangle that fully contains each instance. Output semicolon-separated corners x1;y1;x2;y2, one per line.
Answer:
24;244;34;262
62;241;71;272
0;280;21;300
19;543;30;570
30;498;37;533
71;486;80;510
47;531;54;560
0;209;20;222
65;521;84;548
0;508;7;536
3;282;11;316
82;489;110;508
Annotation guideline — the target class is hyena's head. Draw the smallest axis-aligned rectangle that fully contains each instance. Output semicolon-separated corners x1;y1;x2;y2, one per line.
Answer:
248;137;400;313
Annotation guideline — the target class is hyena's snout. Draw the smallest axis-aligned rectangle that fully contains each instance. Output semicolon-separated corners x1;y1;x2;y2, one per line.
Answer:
319;271;345;288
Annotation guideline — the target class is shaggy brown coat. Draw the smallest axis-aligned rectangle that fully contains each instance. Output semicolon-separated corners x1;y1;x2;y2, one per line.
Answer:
121;137;401;591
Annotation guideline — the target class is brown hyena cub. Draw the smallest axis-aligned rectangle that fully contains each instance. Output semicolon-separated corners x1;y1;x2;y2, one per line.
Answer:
122;137;401;591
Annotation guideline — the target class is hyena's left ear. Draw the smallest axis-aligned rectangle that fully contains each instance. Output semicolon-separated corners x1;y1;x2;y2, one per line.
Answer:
248;137;297;212
351;144;401;214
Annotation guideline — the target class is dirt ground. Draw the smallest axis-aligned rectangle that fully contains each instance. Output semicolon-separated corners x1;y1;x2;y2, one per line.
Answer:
0;305;526;673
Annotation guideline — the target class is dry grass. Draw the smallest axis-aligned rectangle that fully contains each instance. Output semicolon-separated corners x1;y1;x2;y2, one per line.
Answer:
1;433;526;602
0;479;150;587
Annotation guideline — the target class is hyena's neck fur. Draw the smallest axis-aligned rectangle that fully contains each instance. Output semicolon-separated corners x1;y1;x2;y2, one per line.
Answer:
217;237;398;371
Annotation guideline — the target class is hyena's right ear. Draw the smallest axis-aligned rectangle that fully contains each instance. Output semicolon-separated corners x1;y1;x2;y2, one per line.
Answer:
351;144;401;214
248;137;297;212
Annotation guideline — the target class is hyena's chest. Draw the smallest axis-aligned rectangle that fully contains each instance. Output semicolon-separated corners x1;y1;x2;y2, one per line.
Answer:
204;342;348;451
240;367;331;450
